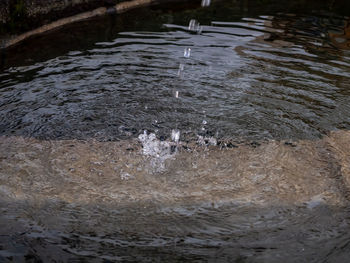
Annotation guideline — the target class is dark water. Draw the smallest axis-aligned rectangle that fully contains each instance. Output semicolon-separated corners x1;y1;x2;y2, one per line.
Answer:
1;0;350;141
1;0;350;262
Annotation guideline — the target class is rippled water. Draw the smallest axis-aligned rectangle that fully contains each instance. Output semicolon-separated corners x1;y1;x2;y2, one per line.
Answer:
1;0;350;141
1;131;350;262
1;0;350;262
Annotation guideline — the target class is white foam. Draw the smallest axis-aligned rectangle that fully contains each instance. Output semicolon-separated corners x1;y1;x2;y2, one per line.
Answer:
197;135;217;146
171;129;180;143
138;131;178;172
120;172;133;180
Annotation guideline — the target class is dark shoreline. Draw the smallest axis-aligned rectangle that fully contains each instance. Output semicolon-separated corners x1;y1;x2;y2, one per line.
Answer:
0;0;349;37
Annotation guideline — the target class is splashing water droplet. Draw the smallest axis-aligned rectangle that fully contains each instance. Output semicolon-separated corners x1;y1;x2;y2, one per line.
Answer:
201;0;211;7
120;172;133;180
184;48;191;58
177;63;185;77
175;91;179;98
171;129;180;143
188;19;201;33
197;135;217;146
138;131;177;172
188;19;197;30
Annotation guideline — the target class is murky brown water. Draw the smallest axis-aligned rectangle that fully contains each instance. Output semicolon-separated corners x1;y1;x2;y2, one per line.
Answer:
1;130;350;261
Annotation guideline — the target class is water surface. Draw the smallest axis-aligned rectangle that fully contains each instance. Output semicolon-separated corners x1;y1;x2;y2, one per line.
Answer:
1;0;350;262
1;0;350;141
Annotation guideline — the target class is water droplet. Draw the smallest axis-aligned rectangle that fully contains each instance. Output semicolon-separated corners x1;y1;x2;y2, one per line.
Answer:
202;120;207;125
177;63;185;77
171;129;180;143
184;47;191;58
188;19;197;30
201;0;211;7
175;90;179;98
121;172;133;180
188;19;201;33
208;137;217;145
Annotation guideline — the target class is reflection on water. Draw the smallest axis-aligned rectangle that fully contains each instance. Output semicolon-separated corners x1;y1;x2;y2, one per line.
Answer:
0;0;350;142
1;0;350;261
329;18;350;50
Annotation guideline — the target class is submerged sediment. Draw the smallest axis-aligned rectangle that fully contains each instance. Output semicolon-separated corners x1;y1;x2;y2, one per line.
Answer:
1;130;350;206
1;131;350;261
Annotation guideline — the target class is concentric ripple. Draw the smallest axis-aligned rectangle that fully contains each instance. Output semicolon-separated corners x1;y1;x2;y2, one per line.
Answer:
1;2;349;141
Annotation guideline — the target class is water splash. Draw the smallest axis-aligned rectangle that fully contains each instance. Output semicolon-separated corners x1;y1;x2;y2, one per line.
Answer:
188;19;202;33
120;172;134;180
197;135;217;146
171;129;180;143
201;0;211;7
138;131;177;171
184;47;191;58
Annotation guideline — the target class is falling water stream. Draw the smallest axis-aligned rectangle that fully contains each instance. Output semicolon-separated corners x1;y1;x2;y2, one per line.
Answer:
1;0;350;262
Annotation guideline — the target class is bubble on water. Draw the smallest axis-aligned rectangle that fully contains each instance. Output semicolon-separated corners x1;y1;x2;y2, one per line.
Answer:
171;129;180;143
201;0;211;7
184;48;191;58
208;137;217;145
202;120;207;125
120;172;133;180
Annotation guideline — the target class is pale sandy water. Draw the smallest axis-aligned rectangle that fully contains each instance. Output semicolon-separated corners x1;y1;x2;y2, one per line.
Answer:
0;130;350;262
